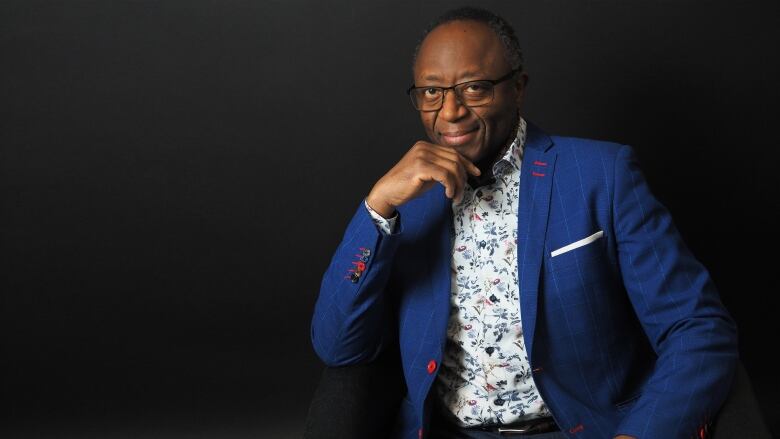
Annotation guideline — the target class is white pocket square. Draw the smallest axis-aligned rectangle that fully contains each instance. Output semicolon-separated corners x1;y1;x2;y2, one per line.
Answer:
550;230;604;257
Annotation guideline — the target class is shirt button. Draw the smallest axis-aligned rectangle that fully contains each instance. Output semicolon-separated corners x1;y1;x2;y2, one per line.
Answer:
427;359;437;374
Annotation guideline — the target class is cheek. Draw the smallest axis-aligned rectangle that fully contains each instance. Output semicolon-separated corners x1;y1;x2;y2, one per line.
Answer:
475;109;502;135
420;113;437;136
483;104;516;133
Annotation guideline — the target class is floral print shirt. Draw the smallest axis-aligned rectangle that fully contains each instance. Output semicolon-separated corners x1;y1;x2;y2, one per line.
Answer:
365;117;550;427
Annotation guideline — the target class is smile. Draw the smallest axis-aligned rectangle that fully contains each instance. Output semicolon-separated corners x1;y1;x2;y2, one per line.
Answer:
439;127;479;147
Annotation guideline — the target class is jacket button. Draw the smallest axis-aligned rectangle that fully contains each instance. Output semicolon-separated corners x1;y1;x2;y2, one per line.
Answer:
427;360;437;374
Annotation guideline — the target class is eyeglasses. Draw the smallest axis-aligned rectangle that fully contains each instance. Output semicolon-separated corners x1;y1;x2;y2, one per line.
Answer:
406;69;520;112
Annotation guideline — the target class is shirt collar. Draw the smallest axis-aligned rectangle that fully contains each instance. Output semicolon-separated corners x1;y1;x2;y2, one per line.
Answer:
491;116;527;178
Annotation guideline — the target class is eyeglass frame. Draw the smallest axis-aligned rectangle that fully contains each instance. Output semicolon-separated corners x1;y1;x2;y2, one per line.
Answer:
405;68;521;112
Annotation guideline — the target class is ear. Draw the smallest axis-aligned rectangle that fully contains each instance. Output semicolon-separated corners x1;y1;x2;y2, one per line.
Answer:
514;72;529;104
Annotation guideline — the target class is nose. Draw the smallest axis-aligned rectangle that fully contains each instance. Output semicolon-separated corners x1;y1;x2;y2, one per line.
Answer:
439;89;469;121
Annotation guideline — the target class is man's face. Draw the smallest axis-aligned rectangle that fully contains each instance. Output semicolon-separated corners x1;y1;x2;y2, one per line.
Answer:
413;20;526;165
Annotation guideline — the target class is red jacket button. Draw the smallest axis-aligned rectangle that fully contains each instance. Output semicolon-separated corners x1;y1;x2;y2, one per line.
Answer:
427;359;437;374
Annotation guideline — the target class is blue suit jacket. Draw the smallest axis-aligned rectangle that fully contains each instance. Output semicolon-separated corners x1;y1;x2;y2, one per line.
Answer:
311;122;738;439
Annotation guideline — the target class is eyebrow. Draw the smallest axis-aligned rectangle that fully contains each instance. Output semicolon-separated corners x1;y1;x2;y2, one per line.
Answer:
421;71;484;83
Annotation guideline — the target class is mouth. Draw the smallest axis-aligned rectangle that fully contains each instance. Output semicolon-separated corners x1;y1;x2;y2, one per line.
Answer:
438;127;479;147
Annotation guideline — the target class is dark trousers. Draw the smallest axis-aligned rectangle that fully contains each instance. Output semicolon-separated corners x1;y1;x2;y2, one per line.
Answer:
303;348;406;439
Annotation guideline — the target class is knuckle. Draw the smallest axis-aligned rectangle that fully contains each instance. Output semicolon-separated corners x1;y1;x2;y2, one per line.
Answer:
417;151;432;163
413;141;430;151
417;149;432;161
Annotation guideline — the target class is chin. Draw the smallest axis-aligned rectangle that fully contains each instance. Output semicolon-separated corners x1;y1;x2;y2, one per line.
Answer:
464;149;484;163
467;140;491;161
448;143;480;161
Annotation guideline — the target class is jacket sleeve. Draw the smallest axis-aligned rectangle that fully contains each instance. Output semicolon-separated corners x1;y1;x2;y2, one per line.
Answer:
310;200;404;366
611;145;738;439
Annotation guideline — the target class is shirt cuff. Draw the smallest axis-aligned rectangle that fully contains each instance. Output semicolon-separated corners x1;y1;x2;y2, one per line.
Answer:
364;199;398;235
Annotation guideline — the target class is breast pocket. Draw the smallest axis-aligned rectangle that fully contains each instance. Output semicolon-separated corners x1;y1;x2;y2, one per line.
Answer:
545;230;606;273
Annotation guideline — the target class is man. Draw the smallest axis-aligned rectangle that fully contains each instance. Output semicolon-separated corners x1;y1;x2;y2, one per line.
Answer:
310;7;738;439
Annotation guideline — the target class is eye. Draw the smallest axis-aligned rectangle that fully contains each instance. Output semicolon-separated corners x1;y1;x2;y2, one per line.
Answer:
423;87;442;97
463;82;492;96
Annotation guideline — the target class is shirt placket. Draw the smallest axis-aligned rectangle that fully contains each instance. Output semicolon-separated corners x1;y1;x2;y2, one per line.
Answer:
472;184;499;417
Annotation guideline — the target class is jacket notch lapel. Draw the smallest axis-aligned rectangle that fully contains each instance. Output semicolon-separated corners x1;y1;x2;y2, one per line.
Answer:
517;124;556;361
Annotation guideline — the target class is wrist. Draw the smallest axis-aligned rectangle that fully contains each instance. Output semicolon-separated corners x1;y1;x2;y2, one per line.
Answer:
365;193;396;219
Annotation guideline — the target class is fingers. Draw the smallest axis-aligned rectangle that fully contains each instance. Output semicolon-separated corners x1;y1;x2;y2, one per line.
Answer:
429;145;481;177
406;141;482;202
417;155;466;201
423;162;462;200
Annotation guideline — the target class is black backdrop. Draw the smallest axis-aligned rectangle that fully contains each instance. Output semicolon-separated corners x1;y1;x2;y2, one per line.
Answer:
2;1;778;437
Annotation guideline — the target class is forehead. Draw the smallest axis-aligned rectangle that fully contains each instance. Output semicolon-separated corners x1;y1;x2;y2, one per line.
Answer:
414;20;508;82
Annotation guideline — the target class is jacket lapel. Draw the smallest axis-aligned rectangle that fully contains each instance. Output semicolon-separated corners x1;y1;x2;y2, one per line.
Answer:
517;122;556;361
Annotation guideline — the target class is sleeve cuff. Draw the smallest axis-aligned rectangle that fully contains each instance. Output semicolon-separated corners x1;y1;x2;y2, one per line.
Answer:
363;199;398;235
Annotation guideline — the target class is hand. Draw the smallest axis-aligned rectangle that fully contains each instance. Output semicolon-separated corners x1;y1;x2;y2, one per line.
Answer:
365;141;481;218
614;436;637;439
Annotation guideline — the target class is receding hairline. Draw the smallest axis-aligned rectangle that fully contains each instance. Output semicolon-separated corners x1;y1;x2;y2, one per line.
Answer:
416;19;504;53
413;20;510;80
410;7;525;75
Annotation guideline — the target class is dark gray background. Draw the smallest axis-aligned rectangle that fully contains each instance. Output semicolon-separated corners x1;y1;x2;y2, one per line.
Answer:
1;1;778;437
